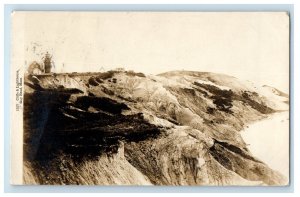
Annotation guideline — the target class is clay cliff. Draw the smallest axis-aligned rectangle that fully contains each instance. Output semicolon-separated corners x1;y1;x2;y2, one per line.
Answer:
23;70;289;185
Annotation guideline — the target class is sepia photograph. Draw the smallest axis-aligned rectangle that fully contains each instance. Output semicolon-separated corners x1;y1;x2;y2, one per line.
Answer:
10;11;290;186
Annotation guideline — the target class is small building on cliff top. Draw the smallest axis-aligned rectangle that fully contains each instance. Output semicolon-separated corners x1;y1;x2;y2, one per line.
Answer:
28;61;43;75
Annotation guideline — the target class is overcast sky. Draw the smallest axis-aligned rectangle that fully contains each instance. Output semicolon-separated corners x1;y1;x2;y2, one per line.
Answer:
13;12;289;92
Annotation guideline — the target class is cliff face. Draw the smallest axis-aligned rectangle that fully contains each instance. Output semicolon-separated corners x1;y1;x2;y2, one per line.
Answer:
23;70;289;185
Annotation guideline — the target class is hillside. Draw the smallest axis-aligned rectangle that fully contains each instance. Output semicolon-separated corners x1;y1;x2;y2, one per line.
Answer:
23;70;289;185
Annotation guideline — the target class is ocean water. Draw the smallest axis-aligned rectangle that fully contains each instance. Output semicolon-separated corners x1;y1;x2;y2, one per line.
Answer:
241;111;289;179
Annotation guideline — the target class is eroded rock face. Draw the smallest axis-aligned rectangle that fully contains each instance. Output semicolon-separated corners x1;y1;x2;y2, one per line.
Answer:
23;70;288;185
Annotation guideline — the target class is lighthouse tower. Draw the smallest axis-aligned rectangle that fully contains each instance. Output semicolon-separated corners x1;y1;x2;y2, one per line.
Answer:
43;52;52;73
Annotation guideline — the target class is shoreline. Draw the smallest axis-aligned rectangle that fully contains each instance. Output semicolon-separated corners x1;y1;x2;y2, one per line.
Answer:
241;111;289;180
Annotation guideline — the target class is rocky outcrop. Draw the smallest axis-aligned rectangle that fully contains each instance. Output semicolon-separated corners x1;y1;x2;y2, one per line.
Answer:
23;70;288;185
